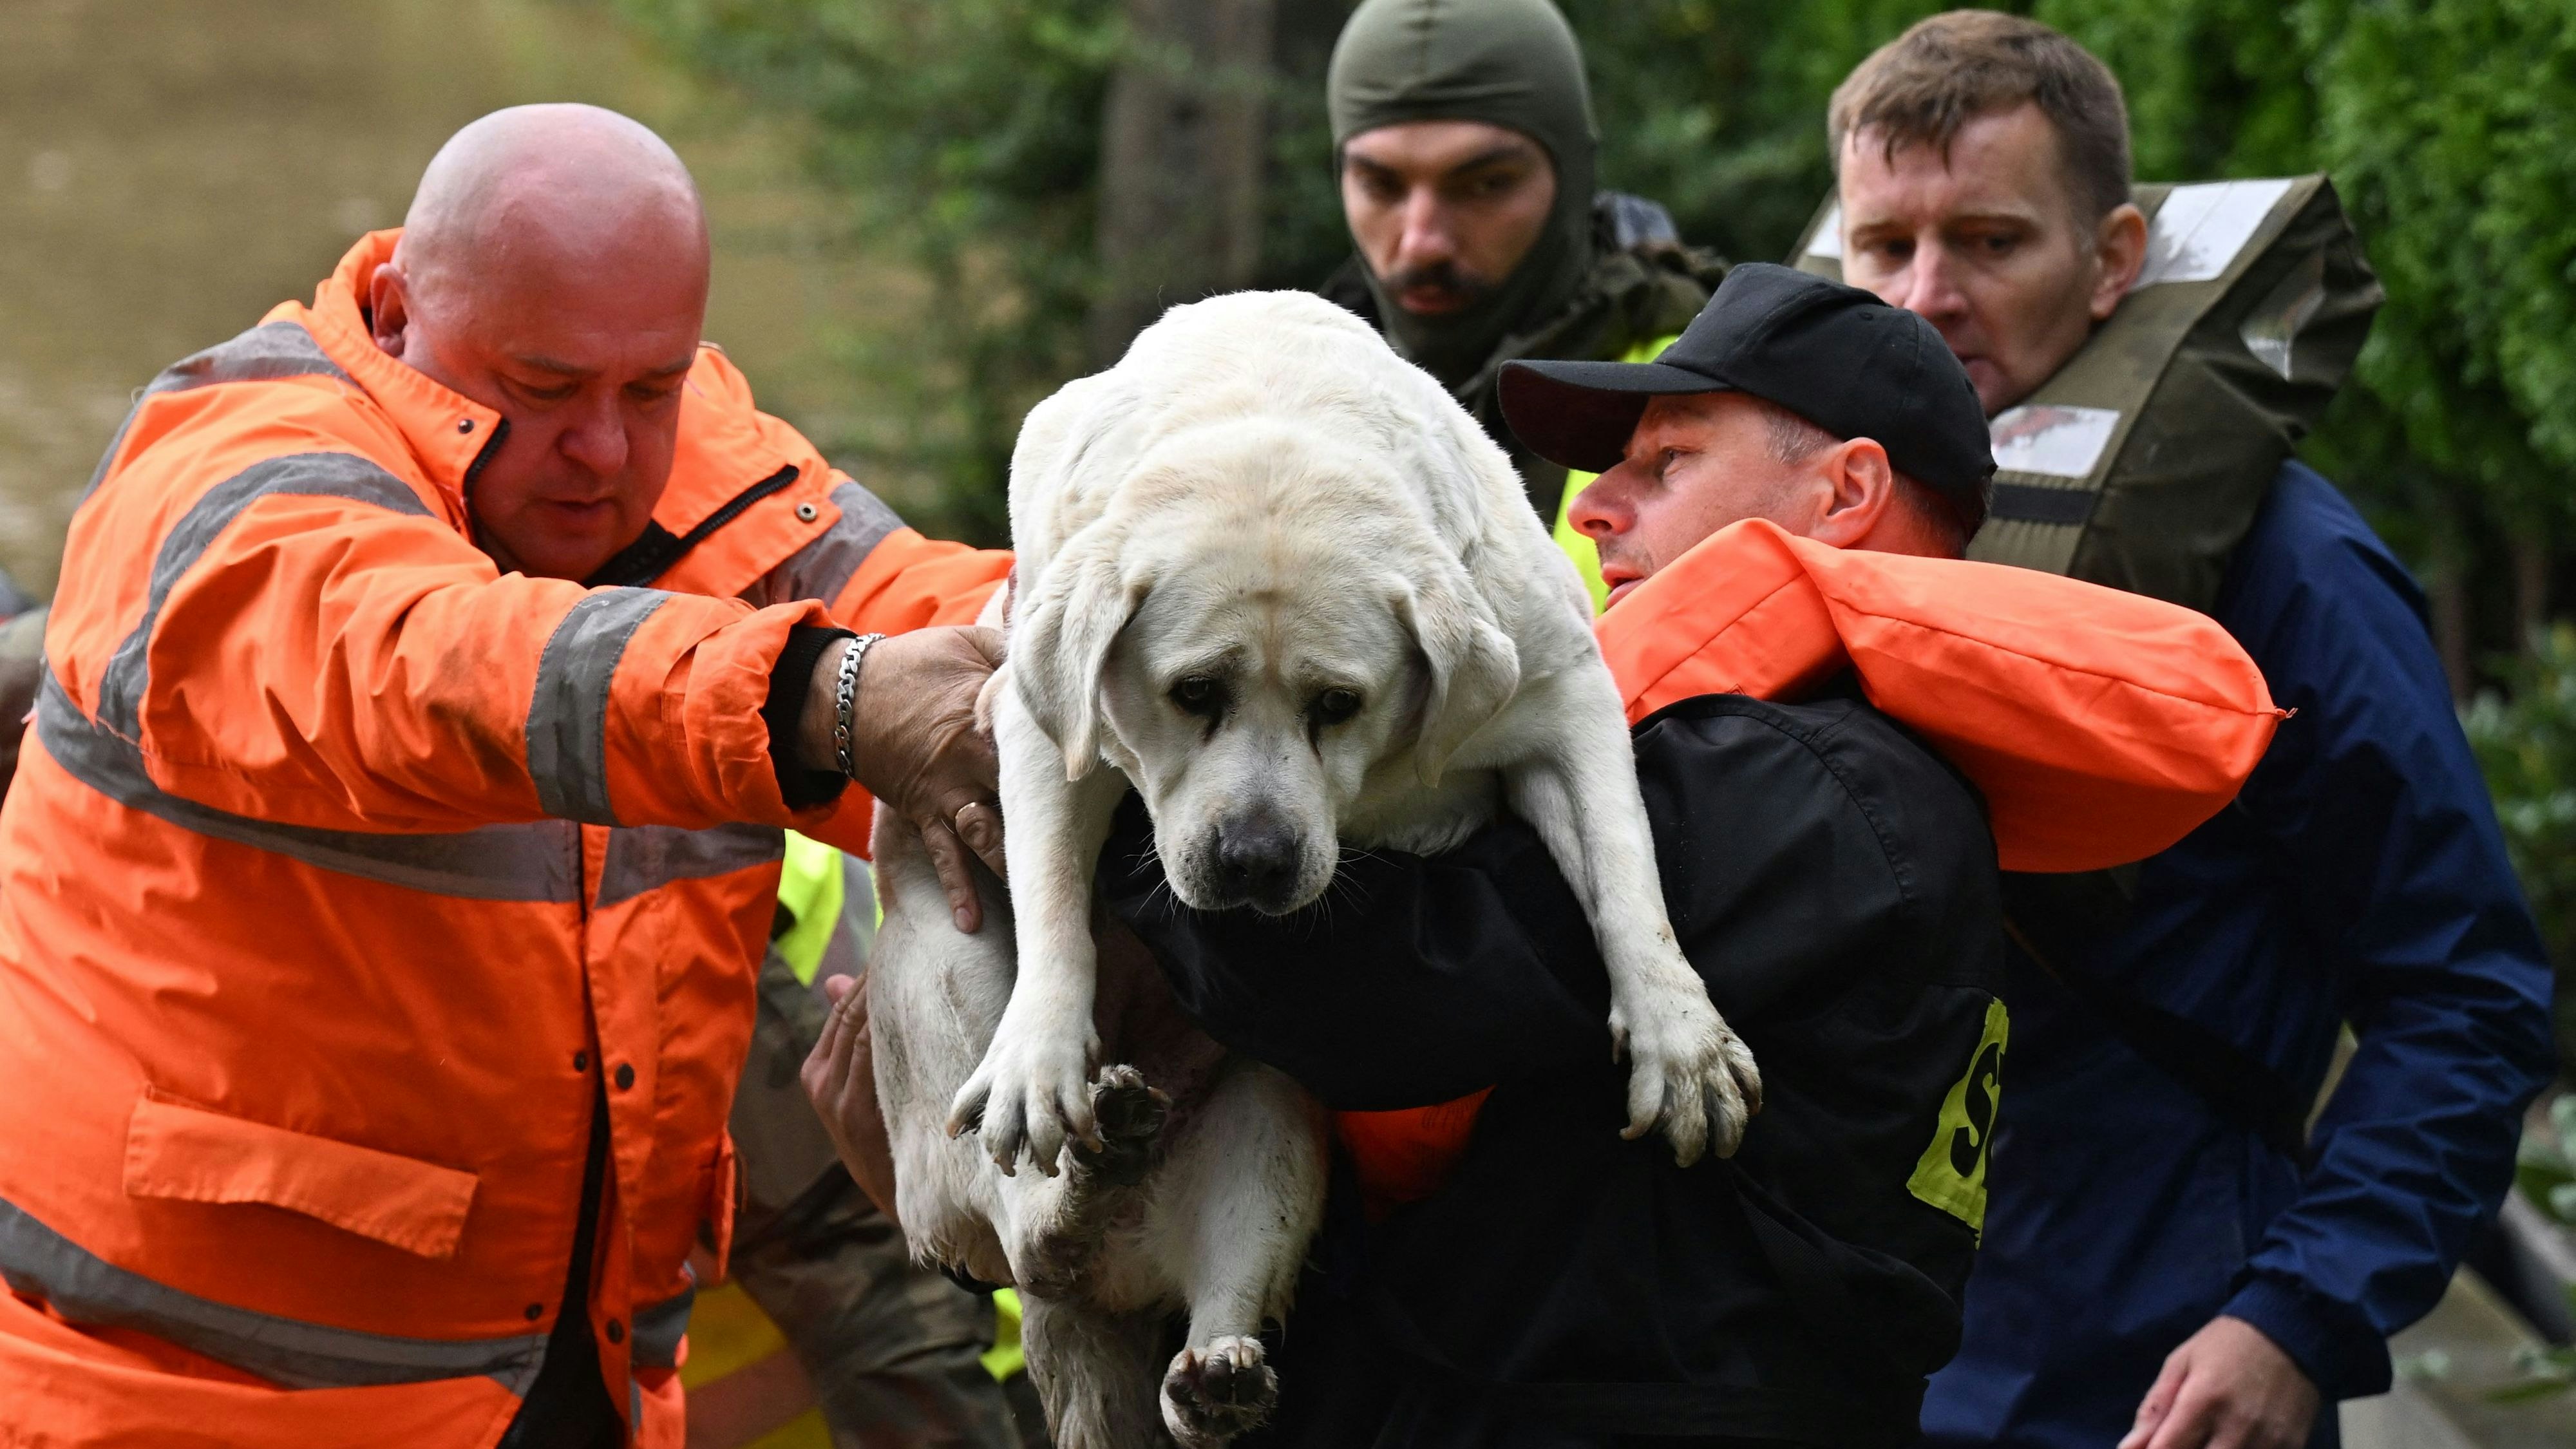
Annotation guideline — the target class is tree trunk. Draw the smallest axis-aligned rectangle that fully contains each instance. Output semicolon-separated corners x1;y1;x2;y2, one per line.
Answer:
2430;561;2473;702
1090;0;1277;365
2430;537;2474;702
1272;0;1350;91
2510;529;2553;656
2412;482;2476;700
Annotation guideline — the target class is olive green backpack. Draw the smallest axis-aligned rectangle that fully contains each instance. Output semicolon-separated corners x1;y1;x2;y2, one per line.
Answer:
1792;176;2383;613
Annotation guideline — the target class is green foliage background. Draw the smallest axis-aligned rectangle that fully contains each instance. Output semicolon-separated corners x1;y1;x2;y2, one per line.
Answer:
612;0;2576;1030
616;1;2576;589
2467;626;2576;1068
609;0;1125;543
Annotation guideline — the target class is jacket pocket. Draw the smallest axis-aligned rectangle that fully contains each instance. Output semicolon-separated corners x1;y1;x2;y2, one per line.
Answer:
122;1090;478;1260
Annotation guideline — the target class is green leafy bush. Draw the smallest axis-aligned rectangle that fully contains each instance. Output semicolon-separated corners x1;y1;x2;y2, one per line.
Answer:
2464;624;2576;1069
2502;1095;2576;1397
610;0;2576;678
612;0;1123;541
2515;1095;2576;1231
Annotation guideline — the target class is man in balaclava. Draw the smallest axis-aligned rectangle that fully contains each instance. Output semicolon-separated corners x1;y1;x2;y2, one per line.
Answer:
1321;0;1725;579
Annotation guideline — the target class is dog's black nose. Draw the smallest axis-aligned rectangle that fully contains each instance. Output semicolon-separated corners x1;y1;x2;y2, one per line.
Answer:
1215;815;1303;909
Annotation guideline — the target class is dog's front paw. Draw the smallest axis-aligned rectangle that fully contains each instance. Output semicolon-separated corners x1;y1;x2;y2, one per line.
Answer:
1609;965;1763;1167
1162;1335;1278;1448
947;1015;1101;1176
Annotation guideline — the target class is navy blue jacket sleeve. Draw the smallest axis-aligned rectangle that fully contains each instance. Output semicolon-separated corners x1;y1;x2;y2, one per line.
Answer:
2215;467;2556;1398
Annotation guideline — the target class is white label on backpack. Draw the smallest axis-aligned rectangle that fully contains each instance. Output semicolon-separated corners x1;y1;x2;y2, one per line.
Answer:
1805;202;1844;259
2137;179;2295;287
1989;404;2121;478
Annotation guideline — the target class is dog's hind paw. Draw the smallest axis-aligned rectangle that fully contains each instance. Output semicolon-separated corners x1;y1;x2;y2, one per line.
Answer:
1012;1066;1170;1298
1161;1336;1277;1448
1072;1063;1170;1187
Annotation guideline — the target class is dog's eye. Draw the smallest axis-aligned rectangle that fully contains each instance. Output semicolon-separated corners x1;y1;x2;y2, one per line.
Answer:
1170;676;1223;717
1312;688;1363;726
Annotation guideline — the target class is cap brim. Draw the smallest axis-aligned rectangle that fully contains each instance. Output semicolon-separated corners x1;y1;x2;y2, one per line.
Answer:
1498;359;1732;475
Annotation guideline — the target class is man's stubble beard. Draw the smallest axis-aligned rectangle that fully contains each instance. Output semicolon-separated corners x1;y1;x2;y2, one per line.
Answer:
1381;258;1497;316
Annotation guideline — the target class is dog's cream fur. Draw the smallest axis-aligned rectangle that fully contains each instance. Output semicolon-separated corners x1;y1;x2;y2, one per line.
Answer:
869;291;1759;1447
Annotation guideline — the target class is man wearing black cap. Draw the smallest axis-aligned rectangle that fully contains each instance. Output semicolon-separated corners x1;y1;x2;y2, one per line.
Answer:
1509;263;1998;580
796;263;2279;1444
1088;264;2015;1449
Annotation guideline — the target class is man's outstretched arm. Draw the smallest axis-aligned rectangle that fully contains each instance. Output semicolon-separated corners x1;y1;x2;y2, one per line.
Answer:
2126;486;2557;1449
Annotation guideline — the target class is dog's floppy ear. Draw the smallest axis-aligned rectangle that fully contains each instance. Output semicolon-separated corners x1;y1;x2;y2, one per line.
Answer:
1012;518;1148;781
1397;562;1522;786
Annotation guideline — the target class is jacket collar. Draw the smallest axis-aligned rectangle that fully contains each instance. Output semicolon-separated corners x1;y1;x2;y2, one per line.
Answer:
290;231;503;519
287;231;820;589
1591;519;1851;725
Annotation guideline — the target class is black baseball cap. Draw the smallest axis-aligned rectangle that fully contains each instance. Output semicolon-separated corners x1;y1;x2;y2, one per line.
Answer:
1499;263;1995;526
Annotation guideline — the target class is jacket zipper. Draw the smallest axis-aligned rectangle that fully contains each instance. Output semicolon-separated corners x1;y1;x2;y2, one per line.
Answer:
583;464;802;589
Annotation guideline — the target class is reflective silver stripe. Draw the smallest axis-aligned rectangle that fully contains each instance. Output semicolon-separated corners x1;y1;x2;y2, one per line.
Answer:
97;451;433;738
629;1283;694;1370
594;823;785;909
741;480;904;609
0;1195;547;1394
524;590;668;826
84;320;355;502
39;671;583;903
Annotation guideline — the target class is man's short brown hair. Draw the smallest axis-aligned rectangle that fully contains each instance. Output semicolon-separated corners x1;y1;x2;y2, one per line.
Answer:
1828;11;2132;224
1757;397;1981;554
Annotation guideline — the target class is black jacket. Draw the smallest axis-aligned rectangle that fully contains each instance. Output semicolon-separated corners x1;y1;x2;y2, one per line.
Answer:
1098;684;2009;1449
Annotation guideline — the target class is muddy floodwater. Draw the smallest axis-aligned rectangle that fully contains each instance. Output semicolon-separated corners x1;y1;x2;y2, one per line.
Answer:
0;0;907;598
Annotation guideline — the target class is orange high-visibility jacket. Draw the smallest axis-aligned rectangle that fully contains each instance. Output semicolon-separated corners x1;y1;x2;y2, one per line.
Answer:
1337;518;2286;1209
0;231;1007;1448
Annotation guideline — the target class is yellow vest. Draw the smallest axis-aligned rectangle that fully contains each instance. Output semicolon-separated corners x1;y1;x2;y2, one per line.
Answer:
1548;334;1681;614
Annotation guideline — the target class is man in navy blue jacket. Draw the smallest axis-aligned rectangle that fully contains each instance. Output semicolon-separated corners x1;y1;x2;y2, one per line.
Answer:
1825;14;2556;1449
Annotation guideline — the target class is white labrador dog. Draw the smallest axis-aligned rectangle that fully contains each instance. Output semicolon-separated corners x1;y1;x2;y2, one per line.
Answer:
867;290;1760;1448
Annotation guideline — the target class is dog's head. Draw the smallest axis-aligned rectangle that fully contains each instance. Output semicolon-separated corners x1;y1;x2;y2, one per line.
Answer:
1012;424;1519;916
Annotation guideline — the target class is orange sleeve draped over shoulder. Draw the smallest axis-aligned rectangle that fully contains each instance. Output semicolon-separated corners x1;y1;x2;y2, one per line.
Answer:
1337;521;2284;1211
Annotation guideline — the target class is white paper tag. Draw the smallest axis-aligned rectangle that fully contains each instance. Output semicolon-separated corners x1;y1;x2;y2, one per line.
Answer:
2136;179;2294;287
1805;202;1844;260
1989;404;2121;479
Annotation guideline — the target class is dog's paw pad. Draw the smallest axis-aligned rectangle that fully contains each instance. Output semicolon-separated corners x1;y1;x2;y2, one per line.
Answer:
1074;1063;1169;1186
1161;1336;1276;1447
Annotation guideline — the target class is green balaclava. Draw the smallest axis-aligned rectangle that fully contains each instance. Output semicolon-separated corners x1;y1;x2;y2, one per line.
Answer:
1328;0;1600;389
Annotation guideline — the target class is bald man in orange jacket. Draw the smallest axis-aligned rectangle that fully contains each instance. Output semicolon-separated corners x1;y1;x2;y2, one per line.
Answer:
0;104;1010;1448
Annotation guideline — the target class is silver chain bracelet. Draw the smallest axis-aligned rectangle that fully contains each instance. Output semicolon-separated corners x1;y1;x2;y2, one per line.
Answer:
832;632;886;779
